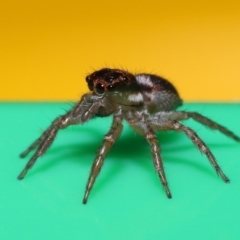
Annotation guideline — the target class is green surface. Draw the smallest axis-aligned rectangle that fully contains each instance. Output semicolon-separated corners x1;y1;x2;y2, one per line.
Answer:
1;102;240;240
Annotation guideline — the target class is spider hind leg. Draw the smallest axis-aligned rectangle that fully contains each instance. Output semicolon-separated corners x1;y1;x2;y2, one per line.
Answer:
172;121;230;183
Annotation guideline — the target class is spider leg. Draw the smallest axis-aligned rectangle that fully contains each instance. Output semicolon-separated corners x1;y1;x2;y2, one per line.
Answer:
20;126;58;158
20;137;43;158
127;114;172;199
188;112;240;141
146;130;172;198
170;121;229;182
83;115;123;204
155;111;240;142
18;114;74;180
18;94;102;180
20;94;101;158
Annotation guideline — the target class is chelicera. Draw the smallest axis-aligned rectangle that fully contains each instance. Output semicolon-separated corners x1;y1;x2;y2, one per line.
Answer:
18;68;240;204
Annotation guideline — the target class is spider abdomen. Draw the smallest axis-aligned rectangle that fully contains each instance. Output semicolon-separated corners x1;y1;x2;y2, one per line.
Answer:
135;74;183;112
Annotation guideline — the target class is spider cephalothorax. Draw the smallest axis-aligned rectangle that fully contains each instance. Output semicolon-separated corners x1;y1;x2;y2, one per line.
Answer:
18;68;240;204
86;68;136;94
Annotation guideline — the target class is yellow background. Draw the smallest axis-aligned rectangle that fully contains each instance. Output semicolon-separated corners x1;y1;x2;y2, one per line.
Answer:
1;0;240;101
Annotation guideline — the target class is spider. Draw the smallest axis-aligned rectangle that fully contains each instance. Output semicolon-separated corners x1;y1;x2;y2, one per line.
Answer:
18;68;240;204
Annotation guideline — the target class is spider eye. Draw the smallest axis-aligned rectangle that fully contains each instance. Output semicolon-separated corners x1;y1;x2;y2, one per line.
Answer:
107;85;115;91
95;83;105;94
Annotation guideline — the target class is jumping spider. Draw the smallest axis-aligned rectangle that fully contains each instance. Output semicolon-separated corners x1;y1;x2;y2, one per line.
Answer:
18;68;240;204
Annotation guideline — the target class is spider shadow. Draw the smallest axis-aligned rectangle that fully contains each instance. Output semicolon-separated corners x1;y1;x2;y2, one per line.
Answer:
20;124;237;197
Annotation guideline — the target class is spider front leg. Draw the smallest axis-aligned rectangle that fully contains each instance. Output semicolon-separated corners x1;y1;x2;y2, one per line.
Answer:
18;94;102;180
83;114;123;204
20;136;44;158
18;114;72;180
